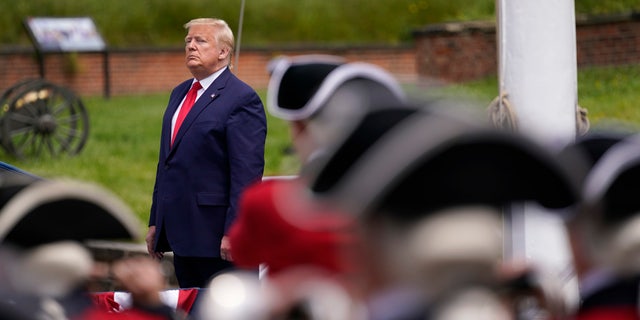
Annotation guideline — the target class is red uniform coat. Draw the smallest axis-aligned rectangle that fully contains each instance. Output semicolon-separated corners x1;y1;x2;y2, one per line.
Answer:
228;178;355;277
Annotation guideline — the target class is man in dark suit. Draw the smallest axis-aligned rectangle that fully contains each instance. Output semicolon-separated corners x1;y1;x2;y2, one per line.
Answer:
146;18;266;289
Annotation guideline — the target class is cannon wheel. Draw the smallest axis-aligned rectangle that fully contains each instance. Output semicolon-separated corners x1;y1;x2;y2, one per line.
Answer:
0;79;89;159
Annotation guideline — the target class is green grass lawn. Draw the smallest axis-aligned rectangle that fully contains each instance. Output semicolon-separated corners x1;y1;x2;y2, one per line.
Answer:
423;63;640;131
4;64;640;237
2;90;298;232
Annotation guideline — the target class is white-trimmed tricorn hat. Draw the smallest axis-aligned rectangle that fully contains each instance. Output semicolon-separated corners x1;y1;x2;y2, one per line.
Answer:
266;54;406;121
0;169;141;249
582;135;640;226
309;106;581;221
558;130;631;187
577;136;640;273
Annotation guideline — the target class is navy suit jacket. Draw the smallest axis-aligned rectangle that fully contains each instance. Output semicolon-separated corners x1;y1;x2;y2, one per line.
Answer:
149;67;266;257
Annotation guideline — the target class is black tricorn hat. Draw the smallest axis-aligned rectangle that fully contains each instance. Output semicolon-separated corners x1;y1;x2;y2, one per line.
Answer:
581;136;640;226
558;130;631;186
571;132;630;168
0;171;141;249
309;106;421;193
266;54;406;121
310;107;580;221
308;98;487;195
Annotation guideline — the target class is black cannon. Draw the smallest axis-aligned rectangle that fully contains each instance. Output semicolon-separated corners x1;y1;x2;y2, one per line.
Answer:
0;16;108;159
0;78;89;159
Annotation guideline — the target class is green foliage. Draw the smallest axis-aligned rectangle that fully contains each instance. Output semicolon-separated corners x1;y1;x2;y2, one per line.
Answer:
1;0;635;47
575;0;640;15
239;0;494;45
0;0;236;46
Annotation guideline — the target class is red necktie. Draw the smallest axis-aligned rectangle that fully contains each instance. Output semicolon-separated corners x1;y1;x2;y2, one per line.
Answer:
172;81;202;146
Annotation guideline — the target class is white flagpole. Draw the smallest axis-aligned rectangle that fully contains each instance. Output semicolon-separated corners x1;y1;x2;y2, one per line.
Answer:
497;0;580;307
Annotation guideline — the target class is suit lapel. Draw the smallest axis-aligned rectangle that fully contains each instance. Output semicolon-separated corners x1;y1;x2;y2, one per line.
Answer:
163;82;190;158
170;69;230;150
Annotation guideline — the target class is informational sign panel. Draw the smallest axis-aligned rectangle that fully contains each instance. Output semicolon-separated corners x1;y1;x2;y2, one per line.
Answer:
23;16;110;98
24;17;106;52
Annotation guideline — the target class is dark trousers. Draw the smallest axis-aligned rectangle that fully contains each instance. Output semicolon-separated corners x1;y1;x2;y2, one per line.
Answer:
172;254;234;288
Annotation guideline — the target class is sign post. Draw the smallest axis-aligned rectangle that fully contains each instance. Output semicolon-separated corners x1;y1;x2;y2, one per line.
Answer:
23;17;110;98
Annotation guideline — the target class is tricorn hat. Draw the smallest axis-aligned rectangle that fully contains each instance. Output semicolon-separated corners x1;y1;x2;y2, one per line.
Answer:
582;136;640;226
266;54;406;121
310;107;580;221
0;172;141;248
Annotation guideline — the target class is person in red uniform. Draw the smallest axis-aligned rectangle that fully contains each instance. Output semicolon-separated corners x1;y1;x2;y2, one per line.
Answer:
228;55;407;286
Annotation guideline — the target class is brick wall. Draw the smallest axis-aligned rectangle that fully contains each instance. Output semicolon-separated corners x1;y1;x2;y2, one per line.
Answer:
413;12;640;83
576;14;640;67
0;45;416;98
1;12;639;98
413;21;497;83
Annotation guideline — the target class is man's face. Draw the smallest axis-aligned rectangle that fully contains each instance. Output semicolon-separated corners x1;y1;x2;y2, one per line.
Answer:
185;24;226;79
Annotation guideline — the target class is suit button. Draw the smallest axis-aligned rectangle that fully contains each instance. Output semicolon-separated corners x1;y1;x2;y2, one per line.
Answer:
164;165;169;170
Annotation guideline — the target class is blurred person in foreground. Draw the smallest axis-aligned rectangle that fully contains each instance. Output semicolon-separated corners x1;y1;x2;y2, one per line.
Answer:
146;17;266;289
559;132;640;320
306;103;581;320
1;241;176;320
225;55;407;318
0;177;168;319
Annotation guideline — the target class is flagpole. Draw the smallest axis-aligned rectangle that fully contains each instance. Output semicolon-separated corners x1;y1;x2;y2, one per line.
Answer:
235;0;246;71
496;0;580;306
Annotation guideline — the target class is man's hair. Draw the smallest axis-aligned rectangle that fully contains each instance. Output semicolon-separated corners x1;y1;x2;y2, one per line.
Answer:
184;18;235;64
